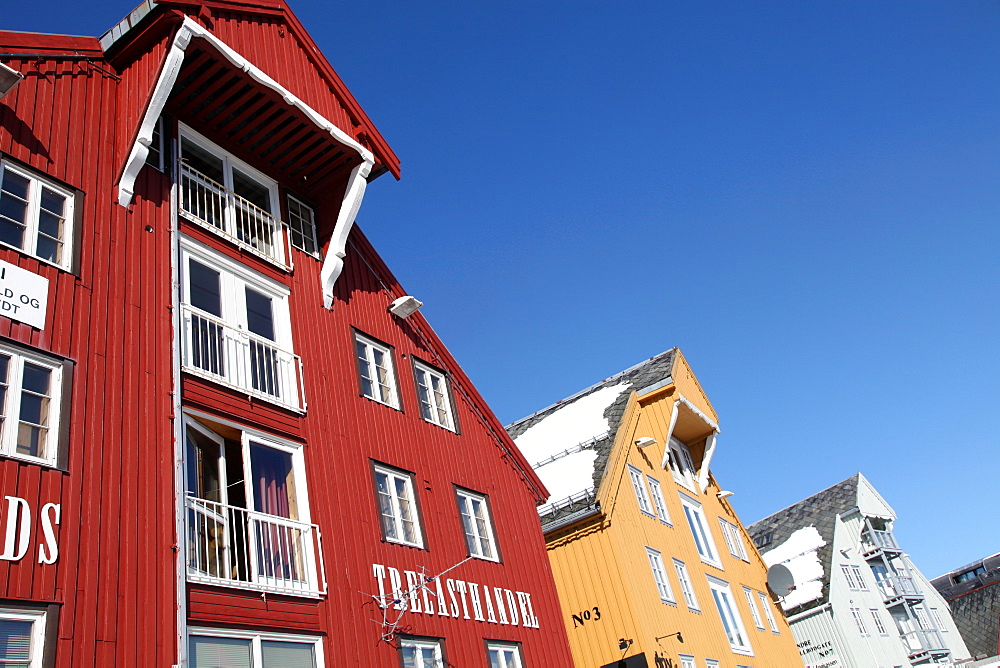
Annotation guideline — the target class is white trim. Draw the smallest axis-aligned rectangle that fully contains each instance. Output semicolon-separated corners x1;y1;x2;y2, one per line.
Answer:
187;626;324;668
170;164;188;668
0;607;47;668
698;431;718;493
0;343;63;467
456;488;499;562
660;393;721;475
0;160;76;271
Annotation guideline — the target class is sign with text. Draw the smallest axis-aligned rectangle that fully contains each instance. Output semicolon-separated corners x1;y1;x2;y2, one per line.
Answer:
0;260;48;329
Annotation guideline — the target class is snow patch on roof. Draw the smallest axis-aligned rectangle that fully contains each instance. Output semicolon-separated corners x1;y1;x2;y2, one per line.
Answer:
514;382;629;502
762;526;826;611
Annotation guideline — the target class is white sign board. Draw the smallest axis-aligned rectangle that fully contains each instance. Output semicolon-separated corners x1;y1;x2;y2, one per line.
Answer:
0;259;49;329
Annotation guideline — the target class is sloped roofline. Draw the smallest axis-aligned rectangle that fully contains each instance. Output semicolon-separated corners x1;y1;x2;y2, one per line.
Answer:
100;0;400;179
750;472;864;527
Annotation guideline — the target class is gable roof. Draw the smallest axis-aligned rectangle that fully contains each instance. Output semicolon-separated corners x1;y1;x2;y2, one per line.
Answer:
505;350;677;514
747;473;863;613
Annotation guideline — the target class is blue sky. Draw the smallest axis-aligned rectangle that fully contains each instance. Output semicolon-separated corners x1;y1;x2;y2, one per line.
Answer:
6;1;999;579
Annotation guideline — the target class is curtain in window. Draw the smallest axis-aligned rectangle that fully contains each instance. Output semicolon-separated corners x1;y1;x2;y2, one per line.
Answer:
0;618;33;668
188;636;252;668
250;443;302;582
261;640;315;668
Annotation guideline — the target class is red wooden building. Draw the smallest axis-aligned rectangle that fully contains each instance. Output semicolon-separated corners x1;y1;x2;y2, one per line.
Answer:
0;2;574;666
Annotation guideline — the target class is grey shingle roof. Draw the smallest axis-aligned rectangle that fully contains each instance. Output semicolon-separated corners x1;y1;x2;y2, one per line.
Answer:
746;473;862;614
505;349;677;495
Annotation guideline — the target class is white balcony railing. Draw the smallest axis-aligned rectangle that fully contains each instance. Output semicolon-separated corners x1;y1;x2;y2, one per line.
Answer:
186;496;325;597
179;163;291;270
899;628;947;657
862;529;900;553
877;574;920;601
180;304;306;411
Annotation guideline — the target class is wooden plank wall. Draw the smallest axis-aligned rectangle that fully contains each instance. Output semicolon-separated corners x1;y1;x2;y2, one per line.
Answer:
0;40;178;668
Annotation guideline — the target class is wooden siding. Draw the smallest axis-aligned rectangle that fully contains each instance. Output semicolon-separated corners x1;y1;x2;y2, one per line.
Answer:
0;40;178;668
543;352;805;668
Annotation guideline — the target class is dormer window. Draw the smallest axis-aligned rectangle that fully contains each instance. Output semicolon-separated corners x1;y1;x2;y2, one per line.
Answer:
667;437;697;490
178;126;289;269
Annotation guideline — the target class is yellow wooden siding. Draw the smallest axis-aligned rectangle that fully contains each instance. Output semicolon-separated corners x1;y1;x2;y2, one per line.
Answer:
544;351;803;667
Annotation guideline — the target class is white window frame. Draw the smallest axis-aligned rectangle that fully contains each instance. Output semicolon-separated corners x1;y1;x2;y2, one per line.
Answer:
674;559;699;611
373;463;424;548
179;237;302;410
646;547;675;605
680;492;722;568
183;415;321;596
678;655;696;668
627;465;654;517
705;660;720;668
719;518;748;561
841;564;868;591
757;591;780;633
0;160;75;271
456;488;499;561
188;627;323;668
0;608;46;668
743;587;764;630
354;332;399;409
399;637;443;668
413;360;455;431
0;343;63;467
871;608;888;635
850;607;869;636
930;607;946;632
647;474;672;524
486;641;523;668
667;437;697;490
707;576;753;656
285;194;319;257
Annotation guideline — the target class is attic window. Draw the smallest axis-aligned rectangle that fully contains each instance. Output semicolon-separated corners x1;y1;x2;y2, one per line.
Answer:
954;566;985;584
753;532;773;549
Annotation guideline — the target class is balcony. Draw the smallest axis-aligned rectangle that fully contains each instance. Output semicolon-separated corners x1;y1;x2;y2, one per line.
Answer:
179;163;291;270
899;628;947;658
180;304;306;411
877;573;921;602
862;528;900;554
185;496;325;597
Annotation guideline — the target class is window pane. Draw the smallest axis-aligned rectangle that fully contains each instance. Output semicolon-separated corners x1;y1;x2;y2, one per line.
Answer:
188;636;252;668
0;169;30;251
232;168;271;212
261;640;315;668
182;139;225;184
0;619;32;662
189;261;222;317
250;443;296;519
245;287;275;340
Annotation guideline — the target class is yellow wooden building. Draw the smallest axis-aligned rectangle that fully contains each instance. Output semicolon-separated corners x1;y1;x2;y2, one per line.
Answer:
506;350;804;668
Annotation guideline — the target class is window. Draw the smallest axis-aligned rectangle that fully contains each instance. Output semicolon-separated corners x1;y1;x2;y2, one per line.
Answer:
413;360;455;431
743;587;764;630
145;115;167;172
719;518;748;561
179;239;302;410
188;628;322;668
667;437;697;489
0;608;46;668
647;475;671;524
286;195;318;257
646;547;675;604
373;464;423;548
399;638;443;668
954;565;985;584
184;418;320;595
930;608;946;631
757;591;779;633
705;661;720;668
487;642;523;668
850;607;869;636
456;488;498;561
0;161;75;270
178;126;287;267
680;493;721;568
707;576;753;655
841;564;868;591
674;559;699;611
627;465;654;516
0;343;65;467
753;532;772;549
678;657;695;668
354;333;399;408
871;608;888;635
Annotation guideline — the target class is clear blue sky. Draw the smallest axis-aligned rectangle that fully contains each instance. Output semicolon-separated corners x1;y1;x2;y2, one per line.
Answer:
5;1;999;579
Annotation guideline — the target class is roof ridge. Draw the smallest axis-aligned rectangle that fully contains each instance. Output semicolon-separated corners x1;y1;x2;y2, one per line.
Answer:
748;472;862;529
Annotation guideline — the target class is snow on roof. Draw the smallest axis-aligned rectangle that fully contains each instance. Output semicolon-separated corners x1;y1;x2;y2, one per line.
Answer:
762;526;827;611
513;383;629;504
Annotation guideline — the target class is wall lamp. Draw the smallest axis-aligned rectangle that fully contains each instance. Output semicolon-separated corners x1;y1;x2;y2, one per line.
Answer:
618;638;633;651
656;631;684;643
717;490;734;499
388;295;423;319
635;437;656;449
0;63;23;100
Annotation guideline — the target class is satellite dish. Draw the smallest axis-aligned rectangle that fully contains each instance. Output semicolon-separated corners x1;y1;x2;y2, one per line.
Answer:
767;563;795;597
